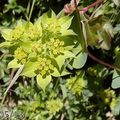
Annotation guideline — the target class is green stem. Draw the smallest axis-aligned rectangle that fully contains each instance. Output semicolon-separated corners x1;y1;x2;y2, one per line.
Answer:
28;0;36;21
54;78;60;90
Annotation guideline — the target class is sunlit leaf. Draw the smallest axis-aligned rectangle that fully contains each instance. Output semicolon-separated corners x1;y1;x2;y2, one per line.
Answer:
0;42;11;48
7;59;22;69
1;29;12;41
55;51;75;70
21;61;37;77
52;67;71;77
36;74;52;91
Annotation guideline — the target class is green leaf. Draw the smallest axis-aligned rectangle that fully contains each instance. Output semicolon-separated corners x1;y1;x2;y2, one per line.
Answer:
73;52;87;69
0;42;11;48
41;10;56;25
85;23;99;46
52;68;71;77
71;13;87;52
99;22;113;50
7;59;21;69
36;74;52;91
30;101;41;111
111;96;120;115
61;30;76;36
112;70;120;89
20;41;33;53
55;51;75;70
60;84;67;99
99;30;111;50
1;29;12;41
60;16;73;31
21;62;37;77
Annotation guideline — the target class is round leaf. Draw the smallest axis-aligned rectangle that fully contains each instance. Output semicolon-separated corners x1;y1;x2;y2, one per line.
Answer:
73;52;87;69
112;70;120;89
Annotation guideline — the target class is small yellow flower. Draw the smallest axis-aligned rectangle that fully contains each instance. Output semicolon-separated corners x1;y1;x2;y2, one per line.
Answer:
48;38;65;56
49;64;54;70
44;19;61;34
53;49;58;55
11;26;24;41
27;25;41;40
44;66;49;71
54;42;59;47
60;41;64;46
46;60;51;65
41;70;46;76
21;58;26;64
35;57;54;76
14;47;27;64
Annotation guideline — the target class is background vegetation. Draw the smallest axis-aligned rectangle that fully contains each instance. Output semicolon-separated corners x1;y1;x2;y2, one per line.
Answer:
0;0;120;120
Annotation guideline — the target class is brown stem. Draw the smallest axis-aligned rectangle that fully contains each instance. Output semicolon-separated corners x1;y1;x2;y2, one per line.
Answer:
60;113;65;120
88;0;103;9
88;51;120;72
64;0;104;14
79;0;104;14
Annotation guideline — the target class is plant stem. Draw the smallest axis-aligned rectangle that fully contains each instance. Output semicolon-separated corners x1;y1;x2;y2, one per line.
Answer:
1;65;24;105
28;0;36;21
10;69;15;81
88;51;120;72
80;0;103;14
64;0;104;14
60;113;65;120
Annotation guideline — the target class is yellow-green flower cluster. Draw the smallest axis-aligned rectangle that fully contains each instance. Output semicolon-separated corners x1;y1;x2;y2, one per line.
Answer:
100;89;116;108
1;11;75;83
46;98;63;114
27;25;41;40
66;76;85;95
44;20;61;34
35;57;54;76
10;26;24;41
32;41;44;53
14;47;27;64
48;38;65;56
